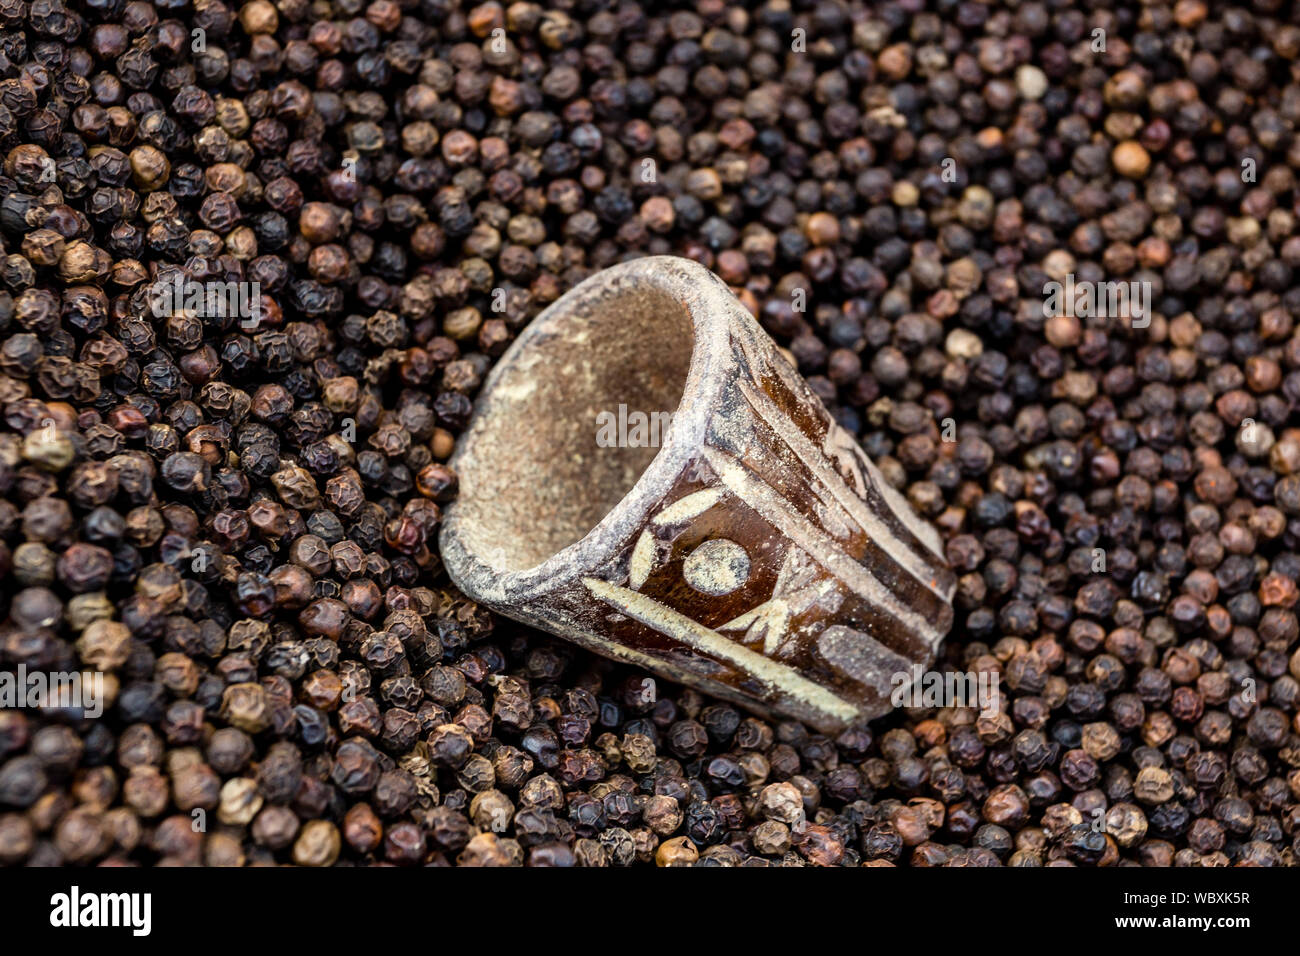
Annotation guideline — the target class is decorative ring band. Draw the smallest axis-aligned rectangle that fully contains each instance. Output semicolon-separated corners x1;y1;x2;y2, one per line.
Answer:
440;256;956;732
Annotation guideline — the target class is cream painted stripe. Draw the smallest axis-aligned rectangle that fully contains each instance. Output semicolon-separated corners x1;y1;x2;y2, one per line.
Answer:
867;455;946;560
739;379;946;585
702;445;941;644
756;346;948;561
583;577;859;725
652;488;724;526
629;530;655;590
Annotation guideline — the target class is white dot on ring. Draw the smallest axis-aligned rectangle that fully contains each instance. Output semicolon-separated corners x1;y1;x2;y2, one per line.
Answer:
682;539;750;595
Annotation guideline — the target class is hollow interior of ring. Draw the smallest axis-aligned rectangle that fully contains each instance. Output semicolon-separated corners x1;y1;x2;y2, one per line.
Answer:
454;281;696;573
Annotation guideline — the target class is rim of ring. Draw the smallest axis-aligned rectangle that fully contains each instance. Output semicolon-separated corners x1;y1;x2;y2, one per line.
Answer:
439;255;740;605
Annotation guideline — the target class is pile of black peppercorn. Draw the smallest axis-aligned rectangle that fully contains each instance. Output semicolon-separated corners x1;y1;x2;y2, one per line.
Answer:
0;0;1298;867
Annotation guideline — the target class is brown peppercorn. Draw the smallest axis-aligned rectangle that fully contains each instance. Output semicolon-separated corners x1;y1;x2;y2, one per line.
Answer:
239;0;279;35
1111;141;1151;179
655;835;698;866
